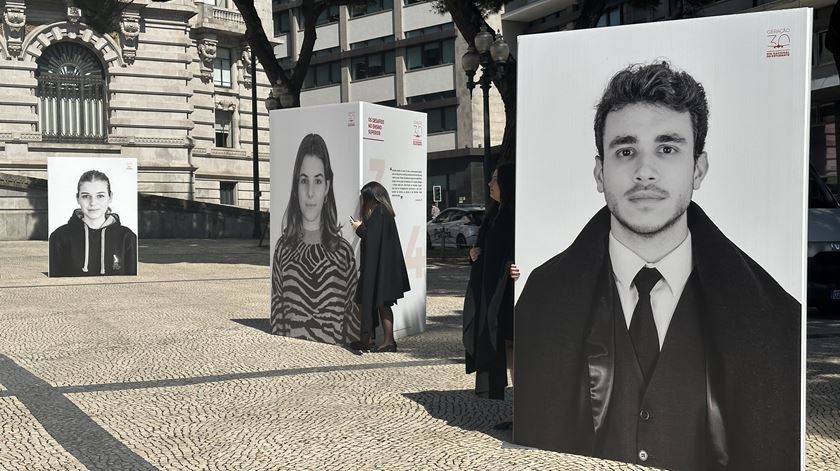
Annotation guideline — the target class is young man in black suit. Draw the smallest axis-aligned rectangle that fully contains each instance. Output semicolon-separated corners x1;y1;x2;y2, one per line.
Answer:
513;61;800;471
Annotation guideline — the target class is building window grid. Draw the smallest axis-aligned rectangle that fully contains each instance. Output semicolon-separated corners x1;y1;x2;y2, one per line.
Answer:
406;38;455;70
274;12;290;35
407;90;456;104
351;50;396;80
350;36;395;50
36;43;108;144
298;5;340;29
213;47;232;88
404;23;454;38
215;110;233;148
596;6;621;28
426;106;457;133
314;46;341;57
220;181;237;205
303;61;342;89
349;0;393;18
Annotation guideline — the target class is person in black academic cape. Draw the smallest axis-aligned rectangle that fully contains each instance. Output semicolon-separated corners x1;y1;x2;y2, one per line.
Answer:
349;181;410;352
463;162;515;400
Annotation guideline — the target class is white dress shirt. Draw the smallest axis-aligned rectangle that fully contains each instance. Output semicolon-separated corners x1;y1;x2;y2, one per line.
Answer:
608;232;693;350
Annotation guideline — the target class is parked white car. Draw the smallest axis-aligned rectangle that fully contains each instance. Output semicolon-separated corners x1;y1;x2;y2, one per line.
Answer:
808;167;840;314
427;206;484;250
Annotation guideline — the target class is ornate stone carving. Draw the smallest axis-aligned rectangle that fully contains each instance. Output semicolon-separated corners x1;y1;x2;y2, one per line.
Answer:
240;44;252;88
215;98;237;111
197;37;218;83
67;6;82;24
3;4;26;58
120;14;140;65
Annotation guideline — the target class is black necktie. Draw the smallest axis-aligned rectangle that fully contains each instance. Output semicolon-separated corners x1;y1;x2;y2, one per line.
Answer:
629;267;662;383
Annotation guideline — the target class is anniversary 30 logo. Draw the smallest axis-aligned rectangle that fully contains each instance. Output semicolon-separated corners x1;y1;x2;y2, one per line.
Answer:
766;27;791;58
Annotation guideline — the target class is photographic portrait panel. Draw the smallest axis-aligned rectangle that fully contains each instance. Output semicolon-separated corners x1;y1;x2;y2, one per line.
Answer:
513;10;810;469
47;157;138;277
269;104;363;345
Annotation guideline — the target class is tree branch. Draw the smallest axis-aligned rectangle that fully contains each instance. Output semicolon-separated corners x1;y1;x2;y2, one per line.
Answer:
232;0;290;91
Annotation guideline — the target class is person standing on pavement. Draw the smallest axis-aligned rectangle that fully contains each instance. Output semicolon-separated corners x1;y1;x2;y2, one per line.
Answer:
463;162;515;400
430;202;441;220
349;181;410;353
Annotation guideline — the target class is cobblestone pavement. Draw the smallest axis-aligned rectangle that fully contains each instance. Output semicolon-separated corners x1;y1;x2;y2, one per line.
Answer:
0;240;837;470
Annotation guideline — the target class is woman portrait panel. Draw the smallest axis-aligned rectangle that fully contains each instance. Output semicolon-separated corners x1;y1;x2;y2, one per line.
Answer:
49;169;138;277
271;133;360;344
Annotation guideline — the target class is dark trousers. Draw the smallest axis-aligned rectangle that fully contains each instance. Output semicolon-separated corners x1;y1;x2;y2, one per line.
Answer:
475;347;507;400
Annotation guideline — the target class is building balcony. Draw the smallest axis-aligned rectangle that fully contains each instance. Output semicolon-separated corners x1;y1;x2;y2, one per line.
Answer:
194;3;246;35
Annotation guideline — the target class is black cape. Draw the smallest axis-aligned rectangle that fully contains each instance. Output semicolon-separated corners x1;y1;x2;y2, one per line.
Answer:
354;204;410;339
513;202;800;470
463;204;514;375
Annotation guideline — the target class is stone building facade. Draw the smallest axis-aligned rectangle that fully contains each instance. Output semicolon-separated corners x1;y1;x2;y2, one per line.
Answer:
0;0;274;239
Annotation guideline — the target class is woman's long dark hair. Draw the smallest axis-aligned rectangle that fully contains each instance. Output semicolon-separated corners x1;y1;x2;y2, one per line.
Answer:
495;161;515;210
360;181;395;221
484;161;515;225
282;133;343;251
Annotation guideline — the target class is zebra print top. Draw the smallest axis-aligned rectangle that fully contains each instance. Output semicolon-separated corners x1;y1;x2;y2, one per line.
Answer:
271;230;359;344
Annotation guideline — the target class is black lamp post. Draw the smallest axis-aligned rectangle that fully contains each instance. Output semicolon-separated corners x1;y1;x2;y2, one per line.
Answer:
462;26;510;201
250;48;261;238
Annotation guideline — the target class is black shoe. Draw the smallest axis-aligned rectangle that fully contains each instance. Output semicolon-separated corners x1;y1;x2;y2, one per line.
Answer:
347;340;373;351
373;342;397;353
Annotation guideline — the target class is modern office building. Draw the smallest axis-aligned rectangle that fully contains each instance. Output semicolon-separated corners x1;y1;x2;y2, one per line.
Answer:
271;0;507;211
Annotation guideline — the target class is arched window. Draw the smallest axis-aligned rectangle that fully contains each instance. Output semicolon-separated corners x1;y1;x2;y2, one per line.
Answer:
36;43;108;143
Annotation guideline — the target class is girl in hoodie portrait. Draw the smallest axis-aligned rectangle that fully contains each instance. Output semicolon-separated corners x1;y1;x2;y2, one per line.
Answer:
271;133;359;345
49;170;138;277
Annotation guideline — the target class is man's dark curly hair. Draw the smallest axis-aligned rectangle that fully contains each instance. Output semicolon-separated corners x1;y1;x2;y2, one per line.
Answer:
594;61;709;160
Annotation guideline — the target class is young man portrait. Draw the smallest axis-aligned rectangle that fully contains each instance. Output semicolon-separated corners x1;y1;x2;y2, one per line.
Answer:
513;61;801;471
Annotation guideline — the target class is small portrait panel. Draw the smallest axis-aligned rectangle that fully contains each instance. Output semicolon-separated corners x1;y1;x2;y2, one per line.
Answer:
48;157;138;277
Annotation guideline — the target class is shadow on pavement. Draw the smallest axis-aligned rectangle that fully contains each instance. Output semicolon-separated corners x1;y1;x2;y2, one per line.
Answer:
231;317;271;333
0;355;158;471
138;239;270;266
403;389;513;443
427;261;470;296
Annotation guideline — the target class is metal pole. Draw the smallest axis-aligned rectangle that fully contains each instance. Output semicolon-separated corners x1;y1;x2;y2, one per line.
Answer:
481;72;492;204
251;48;262;239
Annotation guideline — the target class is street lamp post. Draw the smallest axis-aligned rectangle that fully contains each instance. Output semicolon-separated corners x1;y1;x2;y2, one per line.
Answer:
462;26;509;201
250;48;261;238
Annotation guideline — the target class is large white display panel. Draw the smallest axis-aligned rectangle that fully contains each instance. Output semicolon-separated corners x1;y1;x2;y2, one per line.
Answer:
269;103;427;344
360;103;427;339
48;157;138;277
513;9;810;469
269;103;363;345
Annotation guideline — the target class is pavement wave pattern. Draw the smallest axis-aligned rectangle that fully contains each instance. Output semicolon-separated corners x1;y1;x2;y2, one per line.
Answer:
0;240;838;470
